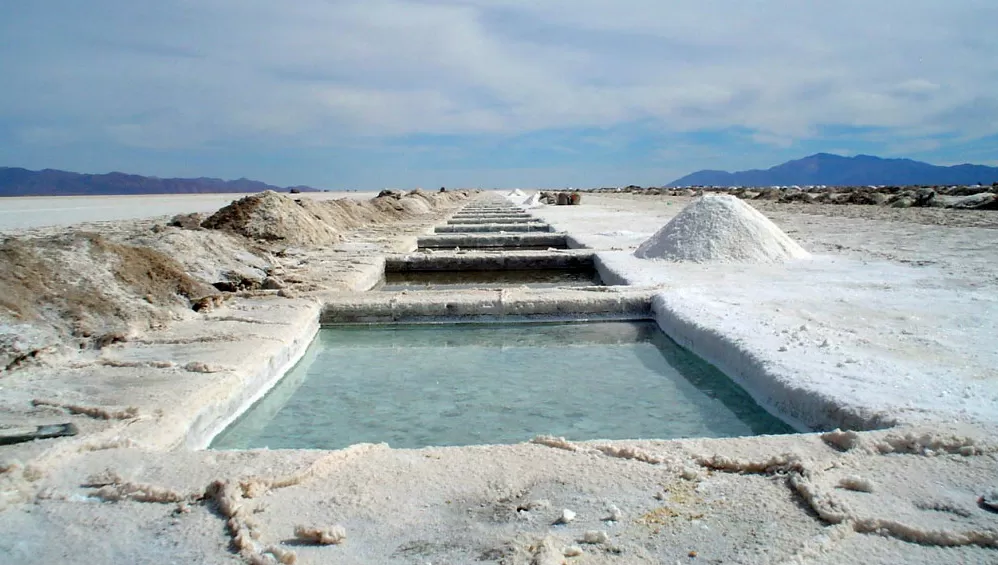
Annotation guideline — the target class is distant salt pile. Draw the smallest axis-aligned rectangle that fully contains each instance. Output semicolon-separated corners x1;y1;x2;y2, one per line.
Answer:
521;193;542;206
634;194;810;263
507;189;526;198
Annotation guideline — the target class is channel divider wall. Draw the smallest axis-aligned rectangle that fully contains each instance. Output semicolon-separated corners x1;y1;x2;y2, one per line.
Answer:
649;293;893;433
185;310;321;450
582;246;888;432
320;288;656;324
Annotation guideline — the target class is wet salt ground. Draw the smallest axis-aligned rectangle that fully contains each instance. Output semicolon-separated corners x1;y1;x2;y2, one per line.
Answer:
211;321;792;450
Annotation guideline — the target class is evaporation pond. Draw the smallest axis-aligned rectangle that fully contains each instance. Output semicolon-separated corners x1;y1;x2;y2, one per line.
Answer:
380;268;600;291
211;321;793;450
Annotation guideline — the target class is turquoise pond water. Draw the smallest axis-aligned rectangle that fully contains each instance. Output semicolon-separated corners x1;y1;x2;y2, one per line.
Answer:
210;321;793;450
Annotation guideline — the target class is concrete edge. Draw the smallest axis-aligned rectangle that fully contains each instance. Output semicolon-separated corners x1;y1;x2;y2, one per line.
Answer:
594;253;629;286
184;310;321;450
649;293;895;433
185;263;389;450
320;289;656;324
385;251;595;272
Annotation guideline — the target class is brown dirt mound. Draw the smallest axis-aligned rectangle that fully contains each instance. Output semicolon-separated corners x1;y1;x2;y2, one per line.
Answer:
0;188;476;371
201;191;341;246
0;233;213;370
126;228;275;289
88;236;212;308
324;199;380;229
202;190;476;247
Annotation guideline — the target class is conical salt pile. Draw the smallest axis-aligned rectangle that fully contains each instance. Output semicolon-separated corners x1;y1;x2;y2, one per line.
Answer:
521;193;542;206
634;194;810;263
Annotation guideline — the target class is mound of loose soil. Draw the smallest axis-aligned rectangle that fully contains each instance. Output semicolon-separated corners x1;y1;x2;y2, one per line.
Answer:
201;190;473;246
201;191;341;246
0;188;476;371
128;228;275;287
0;233;214;370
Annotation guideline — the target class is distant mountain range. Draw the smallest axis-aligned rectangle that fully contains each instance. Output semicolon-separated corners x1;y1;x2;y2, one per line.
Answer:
668;153;998;187
0;167;321;196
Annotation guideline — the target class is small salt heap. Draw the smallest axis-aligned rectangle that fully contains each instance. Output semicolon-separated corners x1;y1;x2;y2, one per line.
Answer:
634;194;810;263
522;193;542;206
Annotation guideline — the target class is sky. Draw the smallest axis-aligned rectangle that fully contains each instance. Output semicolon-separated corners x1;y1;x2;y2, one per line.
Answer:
1;1;996;190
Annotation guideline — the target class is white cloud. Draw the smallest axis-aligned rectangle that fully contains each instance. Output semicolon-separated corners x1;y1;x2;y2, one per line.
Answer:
750;132;796;148
1;0;996;149
892;79;941;96
883;138;944;156
15;126;78;146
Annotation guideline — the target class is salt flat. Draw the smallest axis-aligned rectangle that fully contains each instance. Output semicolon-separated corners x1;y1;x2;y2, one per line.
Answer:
0;191;379;231
0;191;996;564
530;194;998;429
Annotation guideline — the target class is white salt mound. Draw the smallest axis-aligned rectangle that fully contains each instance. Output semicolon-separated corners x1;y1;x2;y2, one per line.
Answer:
521;193;542;206
507;189;526;198
634;194;810;263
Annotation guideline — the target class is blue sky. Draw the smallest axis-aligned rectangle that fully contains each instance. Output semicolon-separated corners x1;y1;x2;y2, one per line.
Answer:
1;1;996;189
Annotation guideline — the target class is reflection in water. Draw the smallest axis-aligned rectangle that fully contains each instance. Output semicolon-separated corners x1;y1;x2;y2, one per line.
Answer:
211;321;794;450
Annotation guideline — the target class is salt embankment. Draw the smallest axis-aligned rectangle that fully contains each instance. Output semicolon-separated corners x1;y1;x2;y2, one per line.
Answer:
0;189;473;372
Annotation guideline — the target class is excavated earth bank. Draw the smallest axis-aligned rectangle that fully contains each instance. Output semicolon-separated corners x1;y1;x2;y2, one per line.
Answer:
0;190;996;564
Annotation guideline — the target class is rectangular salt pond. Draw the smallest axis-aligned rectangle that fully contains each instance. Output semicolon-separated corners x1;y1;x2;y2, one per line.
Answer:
210;321;793;450
379;268;601;291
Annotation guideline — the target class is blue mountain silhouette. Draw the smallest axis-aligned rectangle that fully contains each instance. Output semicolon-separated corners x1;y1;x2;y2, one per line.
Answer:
668;153;998;187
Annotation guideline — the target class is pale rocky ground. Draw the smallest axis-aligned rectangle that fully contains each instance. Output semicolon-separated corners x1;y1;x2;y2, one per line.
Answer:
0;191;996;564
